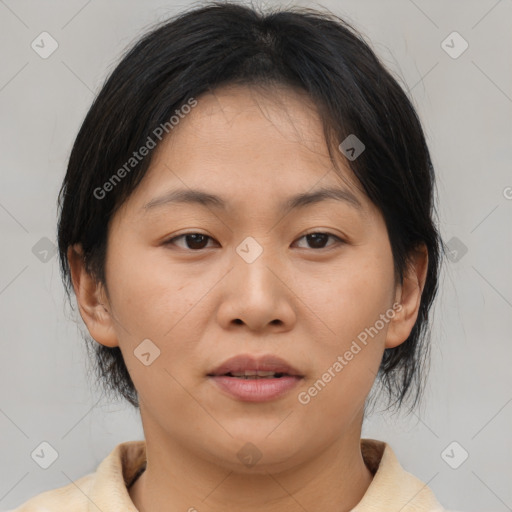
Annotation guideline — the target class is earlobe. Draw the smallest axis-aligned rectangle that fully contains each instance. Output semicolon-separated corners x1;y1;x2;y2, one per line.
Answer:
67;244;119;348
385;244;429;349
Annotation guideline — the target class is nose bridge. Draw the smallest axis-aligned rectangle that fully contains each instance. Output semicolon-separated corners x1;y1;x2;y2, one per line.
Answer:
215;229;297;332
233;235;279;293
221;241;288;330
224;232;295;322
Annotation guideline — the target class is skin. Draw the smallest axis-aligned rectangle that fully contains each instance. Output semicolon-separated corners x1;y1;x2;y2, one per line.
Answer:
68;83;428;512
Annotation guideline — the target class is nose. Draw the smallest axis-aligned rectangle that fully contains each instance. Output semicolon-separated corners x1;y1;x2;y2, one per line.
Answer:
216;242;297;333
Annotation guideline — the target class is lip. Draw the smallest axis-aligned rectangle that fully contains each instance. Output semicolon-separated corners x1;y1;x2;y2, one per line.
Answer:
207;354;304;403
207;354;303;377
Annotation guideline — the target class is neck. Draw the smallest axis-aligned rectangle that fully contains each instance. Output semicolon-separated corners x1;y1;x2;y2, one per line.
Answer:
129;417;374;512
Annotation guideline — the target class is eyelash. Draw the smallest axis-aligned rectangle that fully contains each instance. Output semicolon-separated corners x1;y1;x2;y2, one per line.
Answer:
163;231;345;251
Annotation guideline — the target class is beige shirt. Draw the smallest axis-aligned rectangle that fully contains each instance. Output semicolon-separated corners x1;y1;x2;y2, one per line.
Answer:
12;438;446;511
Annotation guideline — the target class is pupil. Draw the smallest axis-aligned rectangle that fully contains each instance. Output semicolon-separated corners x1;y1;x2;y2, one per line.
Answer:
187;234;208;249
307;233;327;249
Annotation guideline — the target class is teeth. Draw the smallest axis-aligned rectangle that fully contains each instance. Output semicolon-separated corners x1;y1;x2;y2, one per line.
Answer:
229;370;282;378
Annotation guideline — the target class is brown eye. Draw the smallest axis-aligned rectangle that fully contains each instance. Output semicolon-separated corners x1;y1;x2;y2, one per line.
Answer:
165;233;215;250
294;232;344;250
164;231;344;251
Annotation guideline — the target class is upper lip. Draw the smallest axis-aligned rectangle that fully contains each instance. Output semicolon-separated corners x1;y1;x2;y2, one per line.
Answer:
208;354;304;377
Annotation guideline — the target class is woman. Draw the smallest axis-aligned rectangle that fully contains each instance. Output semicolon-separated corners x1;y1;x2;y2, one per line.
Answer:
14;1;447;510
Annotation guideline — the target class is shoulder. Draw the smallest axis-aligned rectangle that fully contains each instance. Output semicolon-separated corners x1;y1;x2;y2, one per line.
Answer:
9;440;146;512
8;473;95;512
355;438;448;511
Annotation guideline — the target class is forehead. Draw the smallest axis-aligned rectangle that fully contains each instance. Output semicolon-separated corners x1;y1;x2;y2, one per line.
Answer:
123;84;377;222
169;84;339;160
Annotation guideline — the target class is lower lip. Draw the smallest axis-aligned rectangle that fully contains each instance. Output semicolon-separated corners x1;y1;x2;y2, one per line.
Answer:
209;375;302;402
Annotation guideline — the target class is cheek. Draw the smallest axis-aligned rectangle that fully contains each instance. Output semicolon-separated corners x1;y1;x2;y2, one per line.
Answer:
105;243;194;337
306;250;395;342
106;257;199;411
299;332;384;433
104;244;211;390
299;252;394;408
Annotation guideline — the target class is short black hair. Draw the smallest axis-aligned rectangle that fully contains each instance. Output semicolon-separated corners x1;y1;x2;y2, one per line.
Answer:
57;1;445;413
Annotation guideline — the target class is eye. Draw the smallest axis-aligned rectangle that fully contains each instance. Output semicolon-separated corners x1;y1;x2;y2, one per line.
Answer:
293;231;344;250
164;232;217;250
164;231;344;251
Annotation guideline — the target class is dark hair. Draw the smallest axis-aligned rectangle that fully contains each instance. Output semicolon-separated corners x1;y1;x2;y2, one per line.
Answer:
57;1;445;413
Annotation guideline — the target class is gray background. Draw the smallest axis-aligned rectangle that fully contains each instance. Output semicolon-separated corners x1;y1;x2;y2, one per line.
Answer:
1;0;511;510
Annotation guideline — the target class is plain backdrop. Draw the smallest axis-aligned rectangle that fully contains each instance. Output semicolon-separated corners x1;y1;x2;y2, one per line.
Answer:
0;0;511;510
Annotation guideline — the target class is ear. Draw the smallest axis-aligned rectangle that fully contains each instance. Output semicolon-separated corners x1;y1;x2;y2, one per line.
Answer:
385;243;429;349
67;244;119;348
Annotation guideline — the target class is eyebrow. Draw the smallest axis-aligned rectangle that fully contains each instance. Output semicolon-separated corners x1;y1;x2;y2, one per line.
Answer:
142;186;364;215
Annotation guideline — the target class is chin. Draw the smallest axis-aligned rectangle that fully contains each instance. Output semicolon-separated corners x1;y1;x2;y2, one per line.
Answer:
197;429;308;474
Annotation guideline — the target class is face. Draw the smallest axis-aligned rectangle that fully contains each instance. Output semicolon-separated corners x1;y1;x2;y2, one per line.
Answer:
70;84;427;473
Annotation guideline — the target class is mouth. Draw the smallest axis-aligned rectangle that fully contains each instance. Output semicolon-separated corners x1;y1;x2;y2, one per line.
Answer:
213;370;294;379
207;354;304;402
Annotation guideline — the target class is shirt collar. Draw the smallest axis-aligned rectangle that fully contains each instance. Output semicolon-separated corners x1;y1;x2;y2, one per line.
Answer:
88;438;444;511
